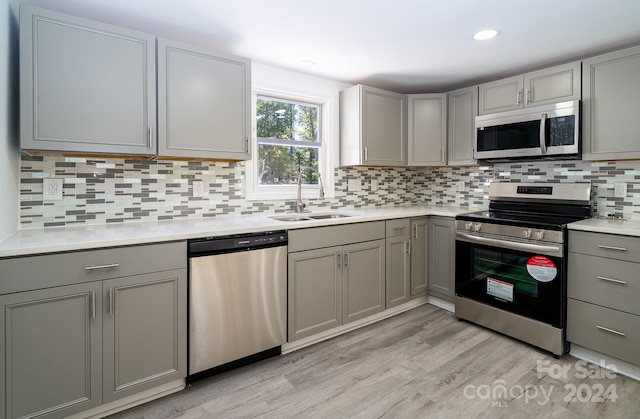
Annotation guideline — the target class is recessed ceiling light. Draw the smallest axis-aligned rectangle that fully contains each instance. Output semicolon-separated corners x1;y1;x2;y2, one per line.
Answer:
473;29;499;41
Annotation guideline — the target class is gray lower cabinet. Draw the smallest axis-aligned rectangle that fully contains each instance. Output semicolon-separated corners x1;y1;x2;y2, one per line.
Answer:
0;282;103;419
20;6;156;156
0;242;187;419
410;217;428;297
428;216;456;300
157;39;251;160
287;222;385;341
386;234;410;308
567;230;640;366
582;45;640;161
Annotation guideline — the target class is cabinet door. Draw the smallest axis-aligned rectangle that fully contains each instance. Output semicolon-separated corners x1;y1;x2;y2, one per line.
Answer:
386;235;411;308
523;61;581;107
428;217;456;299
410;218;428;296
0;283;102;419
447;86;478;166
288;246;343;341
103;270;187;403
158;39;251;160
582;46;640;161
362;86;406;166
343;240;385;323
20;6;156;155
407;94;447;166
478;75;523;115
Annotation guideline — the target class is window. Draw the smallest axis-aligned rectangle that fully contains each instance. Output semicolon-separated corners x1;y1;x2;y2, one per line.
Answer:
246;90;332;201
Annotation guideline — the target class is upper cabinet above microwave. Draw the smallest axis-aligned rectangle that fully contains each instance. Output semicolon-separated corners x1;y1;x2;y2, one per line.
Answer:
478;61;581;116
20;6;157;156
20;6;251;160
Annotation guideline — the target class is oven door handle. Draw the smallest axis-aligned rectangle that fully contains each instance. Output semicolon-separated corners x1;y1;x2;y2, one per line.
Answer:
456;232;562;256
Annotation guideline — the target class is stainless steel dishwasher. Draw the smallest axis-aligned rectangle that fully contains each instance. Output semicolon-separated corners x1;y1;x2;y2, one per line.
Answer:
188;231;287;379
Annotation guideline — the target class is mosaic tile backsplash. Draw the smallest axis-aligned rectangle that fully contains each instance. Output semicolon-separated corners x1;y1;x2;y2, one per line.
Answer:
19;155;640;228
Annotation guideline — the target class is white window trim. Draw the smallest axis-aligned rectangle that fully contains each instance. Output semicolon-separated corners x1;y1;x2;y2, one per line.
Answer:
245;87;335;201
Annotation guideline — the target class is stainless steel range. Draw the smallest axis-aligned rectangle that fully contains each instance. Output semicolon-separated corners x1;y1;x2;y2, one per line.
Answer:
455;182;591;356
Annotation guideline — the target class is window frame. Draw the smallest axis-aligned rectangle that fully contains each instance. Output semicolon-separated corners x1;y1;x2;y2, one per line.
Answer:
246;88;334;201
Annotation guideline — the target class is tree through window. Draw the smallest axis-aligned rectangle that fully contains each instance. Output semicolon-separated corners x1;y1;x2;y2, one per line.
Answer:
256;95;322;186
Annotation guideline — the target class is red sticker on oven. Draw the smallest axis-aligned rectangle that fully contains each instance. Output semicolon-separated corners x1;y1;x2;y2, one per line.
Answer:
526;256;557;282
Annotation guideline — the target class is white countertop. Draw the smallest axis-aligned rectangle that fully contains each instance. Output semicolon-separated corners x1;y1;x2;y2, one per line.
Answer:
0;204;478;258
568;217;640;237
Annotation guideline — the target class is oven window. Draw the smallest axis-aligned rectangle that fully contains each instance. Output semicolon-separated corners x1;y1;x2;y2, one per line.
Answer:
456;240;565;327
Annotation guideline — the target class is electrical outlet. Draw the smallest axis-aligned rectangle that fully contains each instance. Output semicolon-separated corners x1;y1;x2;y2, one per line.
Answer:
371;179;378;192
192;180;206;197
348;179;361;192
614;183;627;198
43;178;63;201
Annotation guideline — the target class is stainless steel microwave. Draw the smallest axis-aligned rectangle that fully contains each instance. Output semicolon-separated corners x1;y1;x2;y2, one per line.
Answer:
475;100;580;161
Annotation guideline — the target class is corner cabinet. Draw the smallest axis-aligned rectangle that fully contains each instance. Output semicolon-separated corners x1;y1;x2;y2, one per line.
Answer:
20;6;157;156
582;46;640;161
447;86;478;166
407;94;447;166
478;61;581;115
0;242;187;419
428;216;456;300
157;39;251;160
340;85;406;166
287;222;385;341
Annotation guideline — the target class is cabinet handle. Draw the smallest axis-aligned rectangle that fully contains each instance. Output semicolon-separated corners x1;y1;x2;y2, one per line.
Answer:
597;276;627;285
109;288;114;317
85;263;120;271
596;325;626;337
344;253;349;269
364;147;368;162
597;245;628;252
90;291;96;319
148;126;153;148
516;89;522;105
406;240;411;255
336;253;342;268
413;224;418;239
393;226;406;232
245;137;249;153
472;148;476;160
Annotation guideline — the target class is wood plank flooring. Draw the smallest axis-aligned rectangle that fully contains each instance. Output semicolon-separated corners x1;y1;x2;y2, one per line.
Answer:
109;304;640;418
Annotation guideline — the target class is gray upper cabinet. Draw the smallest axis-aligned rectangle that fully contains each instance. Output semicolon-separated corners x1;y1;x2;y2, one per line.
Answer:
157;39;251;160
0;282;103;419
478;61;581;115
582;46;640;161
20;6;156;155
447;86;478;166
340;85;406;166
407;94;447;166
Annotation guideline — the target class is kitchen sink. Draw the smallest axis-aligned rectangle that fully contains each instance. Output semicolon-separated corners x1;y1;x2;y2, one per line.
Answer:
269;213;352;222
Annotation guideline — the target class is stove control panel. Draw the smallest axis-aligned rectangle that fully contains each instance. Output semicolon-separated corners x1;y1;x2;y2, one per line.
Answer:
455;220;564;244
464;222;482;232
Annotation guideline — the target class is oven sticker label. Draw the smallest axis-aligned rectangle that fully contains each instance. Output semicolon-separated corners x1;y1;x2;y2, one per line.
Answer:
526;256;557;283
487;277;514;302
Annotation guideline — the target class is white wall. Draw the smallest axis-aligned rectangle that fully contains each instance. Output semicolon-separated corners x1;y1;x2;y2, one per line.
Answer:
0;0;19;240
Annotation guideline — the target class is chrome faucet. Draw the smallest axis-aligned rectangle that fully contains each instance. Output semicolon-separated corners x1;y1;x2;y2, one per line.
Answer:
295;167;324;213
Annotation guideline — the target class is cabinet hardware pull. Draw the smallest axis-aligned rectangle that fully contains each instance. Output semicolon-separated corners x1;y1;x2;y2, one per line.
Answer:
109;288;114;316
393;226;406;231
364;147;368;162
516;89;522;105
337;253;342;268
90;291;96;319
148;126;153;148
245;137;249;152
406;240;411;255
597;276;627;285
472;147;476;160
413;224;418;239
344;253;349;268
85;263;120;271
596;325;626;337
597;245;628;252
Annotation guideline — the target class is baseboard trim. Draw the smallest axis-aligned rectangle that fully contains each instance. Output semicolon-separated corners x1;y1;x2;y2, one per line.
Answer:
570;344;640;383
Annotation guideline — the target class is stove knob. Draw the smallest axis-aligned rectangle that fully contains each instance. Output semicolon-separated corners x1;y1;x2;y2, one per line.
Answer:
472;223;482;232
523;229;532;239
534;231;545;240
464;222;473;231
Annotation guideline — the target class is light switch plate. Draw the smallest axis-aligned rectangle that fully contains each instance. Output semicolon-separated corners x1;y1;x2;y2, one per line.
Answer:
614;183;627;198
43;178;63;201
348;179;361;192
192;180;206;197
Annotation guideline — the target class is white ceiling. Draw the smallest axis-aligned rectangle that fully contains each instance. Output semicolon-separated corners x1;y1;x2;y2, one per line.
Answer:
13;0;640;93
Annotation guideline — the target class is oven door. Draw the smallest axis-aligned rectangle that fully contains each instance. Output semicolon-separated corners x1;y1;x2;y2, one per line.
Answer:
455;232;565;328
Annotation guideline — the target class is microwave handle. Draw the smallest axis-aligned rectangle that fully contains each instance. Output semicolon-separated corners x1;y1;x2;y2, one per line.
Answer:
539;113;548;155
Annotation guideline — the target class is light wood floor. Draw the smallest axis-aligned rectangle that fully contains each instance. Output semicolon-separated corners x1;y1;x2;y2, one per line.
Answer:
110;304;640;418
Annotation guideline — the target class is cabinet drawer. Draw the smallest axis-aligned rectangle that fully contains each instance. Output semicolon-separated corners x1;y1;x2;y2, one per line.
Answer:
567;299;640;366
289;221;385;252
0;241;187;295
386;218;411;237
568;253;640;315
569;230;640;262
